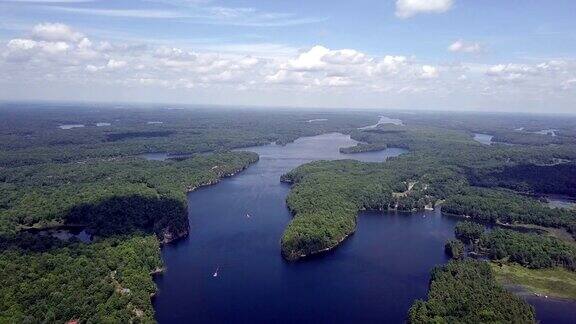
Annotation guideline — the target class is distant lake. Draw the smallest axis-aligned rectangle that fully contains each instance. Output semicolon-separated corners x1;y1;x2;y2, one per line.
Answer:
473;133;493;145
306;118;328;123
546;195;576;209
153;132;570;323
58;124;85;130
139;152;193;161
358;116;404;130
535;129;558;137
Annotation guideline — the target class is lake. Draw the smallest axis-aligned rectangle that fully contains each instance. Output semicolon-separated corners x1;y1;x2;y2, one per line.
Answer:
546;195;576;210
358;116;404;129
473;133;494;145
58;124;85;130
153;132;572;323
139;152;193;161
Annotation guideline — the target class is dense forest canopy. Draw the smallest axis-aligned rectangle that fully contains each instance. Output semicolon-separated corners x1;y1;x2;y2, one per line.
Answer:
1;103;575;322
408;260;535;323
280;110;576;261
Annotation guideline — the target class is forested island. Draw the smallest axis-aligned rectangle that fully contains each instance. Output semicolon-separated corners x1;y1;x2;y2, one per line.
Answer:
1;103;576;322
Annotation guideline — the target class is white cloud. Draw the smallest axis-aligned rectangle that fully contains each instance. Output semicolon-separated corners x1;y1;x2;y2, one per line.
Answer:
561;78;576;90
42;5;327;27
40;41;69;54
31;23;84;42
396;0;454;18
448;40;482;53
1;23;576;113
485;63;538;82
322;49;367;65
373;55;408;75
7;38;37;50
288;45;330;71
106;59;127;70
421;65;439;78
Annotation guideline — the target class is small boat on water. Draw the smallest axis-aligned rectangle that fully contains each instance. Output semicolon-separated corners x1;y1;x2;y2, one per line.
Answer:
246;213;251;218
213;266;219;278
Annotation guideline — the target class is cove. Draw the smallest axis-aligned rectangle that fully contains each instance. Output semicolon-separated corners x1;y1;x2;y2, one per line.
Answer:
152;132;569;323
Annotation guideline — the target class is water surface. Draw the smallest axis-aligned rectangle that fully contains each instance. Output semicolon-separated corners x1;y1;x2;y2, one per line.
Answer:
153;132;571;323
473;133;494;145
58;124;85;130
140;152;193;161
358;116;404;129
546;195;576;209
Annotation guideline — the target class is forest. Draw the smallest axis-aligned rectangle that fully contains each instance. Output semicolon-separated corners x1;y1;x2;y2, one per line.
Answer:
2;104;360;322
277;110;576;321
442;188;576;239
280;115;576;260
479;228;576;271
0;152;258;322
2;103;576;322
408;260;535;323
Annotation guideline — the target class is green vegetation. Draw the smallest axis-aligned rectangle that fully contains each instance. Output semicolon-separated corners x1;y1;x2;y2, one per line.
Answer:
454;221;484;244
0;235;161;323
0;104;384;321
0;104;376;167
444;239;465;259
479;228;576;271
442;188;576;239
2;104;576;321
408;260;535;323
279;154;465;259
273;111;576;322
280;113;576;260
448;220;576;303
0;152;258;238
0;152;258;322
491;262;576;300
339;143;388;154
280;160;394;260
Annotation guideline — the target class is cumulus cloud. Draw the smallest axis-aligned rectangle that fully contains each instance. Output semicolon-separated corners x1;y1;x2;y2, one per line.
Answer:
31;23;84;42
396;0;454;18
448;40;483;53
421;65;439;78
1;22;576;112
287;45;330;71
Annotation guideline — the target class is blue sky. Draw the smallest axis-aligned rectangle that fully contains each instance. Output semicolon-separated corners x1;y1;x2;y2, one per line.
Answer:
1;0;576;112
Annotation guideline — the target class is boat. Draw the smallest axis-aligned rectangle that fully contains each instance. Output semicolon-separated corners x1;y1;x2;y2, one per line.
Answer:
213;266;219;278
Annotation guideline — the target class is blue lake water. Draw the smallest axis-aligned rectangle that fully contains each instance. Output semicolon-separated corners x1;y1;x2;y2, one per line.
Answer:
153;132;573;323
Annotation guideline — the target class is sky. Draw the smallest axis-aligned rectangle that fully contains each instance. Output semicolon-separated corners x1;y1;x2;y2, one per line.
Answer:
0;0;575;113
